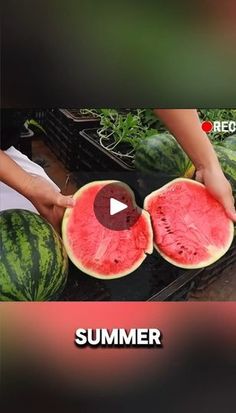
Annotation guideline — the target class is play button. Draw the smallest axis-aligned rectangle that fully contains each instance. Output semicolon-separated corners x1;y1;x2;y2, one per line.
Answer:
93;181;141;231
110;198;128;216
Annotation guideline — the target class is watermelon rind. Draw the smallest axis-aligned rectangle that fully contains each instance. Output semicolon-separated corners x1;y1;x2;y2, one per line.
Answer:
144;178;234;269
0;209;68;301
62;180;153;279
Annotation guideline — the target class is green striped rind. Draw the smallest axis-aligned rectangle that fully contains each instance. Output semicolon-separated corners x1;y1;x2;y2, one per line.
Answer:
0;209;68;301
220;135;236;152
214;146;236;197
135;134;193;177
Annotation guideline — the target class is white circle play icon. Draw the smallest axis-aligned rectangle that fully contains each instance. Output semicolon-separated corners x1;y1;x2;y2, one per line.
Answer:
110;198;128;216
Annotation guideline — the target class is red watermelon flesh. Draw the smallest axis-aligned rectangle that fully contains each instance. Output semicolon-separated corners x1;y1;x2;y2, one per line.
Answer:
144;178;234;269
62;181;153;279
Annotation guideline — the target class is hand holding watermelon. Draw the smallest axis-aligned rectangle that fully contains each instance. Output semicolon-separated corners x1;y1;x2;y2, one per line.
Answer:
195;166;236;222
0;150;75;231
23;175;75;232
153;109;236;222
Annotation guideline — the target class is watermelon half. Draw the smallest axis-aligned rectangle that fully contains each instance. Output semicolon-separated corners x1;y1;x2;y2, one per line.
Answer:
144;178;234;269
62;181;153;279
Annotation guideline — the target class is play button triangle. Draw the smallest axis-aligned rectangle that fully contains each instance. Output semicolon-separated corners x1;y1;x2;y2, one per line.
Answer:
110;197;128;216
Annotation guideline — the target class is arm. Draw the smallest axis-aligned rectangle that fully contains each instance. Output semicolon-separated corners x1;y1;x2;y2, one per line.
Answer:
0;150;74;231
154;109;236;221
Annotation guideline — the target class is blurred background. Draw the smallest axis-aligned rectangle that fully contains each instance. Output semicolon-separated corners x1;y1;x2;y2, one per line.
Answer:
2;1;236;107
1;302;236;413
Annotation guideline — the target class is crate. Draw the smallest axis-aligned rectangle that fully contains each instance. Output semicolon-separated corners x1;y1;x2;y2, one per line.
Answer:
34;110;47;123
79;128;135;171
43;109;100;170
148;239;236;301
59;109;100;124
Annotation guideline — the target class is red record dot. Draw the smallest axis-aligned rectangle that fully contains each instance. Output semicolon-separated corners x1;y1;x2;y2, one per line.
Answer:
202;121;213;133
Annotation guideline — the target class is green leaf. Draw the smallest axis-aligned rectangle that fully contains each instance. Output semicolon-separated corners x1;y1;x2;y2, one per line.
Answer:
26;119;47;135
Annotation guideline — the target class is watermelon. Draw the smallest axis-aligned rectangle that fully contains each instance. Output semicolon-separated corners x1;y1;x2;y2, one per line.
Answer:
144;178;234;269
135;133;195;179
214;145;236;197
62;180;153;279
0;209;68;301
219;135;236;151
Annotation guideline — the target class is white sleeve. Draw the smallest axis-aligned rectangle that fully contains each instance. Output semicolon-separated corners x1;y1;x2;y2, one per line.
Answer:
0;146;60;213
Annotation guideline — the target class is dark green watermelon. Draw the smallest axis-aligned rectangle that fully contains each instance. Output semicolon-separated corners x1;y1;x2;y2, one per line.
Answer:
0;209;68;301
220;135;236;152
215;146;236;197
135;133;195;179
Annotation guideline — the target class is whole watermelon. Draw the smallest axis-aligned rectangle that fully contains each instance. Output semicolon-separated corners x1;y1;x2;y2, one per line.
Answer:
220;135;236;152
0;209;68;301
135;133;195;179
214;146;236;197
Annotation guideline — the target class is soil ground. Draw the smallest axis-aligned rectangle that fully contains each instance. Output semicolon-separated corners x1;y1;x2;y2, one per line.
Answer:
32;137;236;301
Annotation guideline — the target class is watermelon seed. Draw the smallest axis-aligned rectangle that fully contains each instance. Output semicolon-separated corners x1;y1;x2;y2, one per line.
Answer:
114;259;119;263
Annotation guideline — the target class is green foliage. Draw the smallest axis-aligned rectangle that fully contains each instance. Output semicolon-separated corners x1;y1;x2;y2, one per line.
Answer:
138;109;165;130
96;109;159;152
92;108;236;151
198;109;236;122
26;118;47;135
76;109;236;165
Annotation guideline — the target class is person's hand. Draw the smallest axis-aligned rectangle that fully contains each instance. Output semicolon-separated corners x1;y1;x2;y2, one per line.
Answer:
196;166;236;222
23;175;75;232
